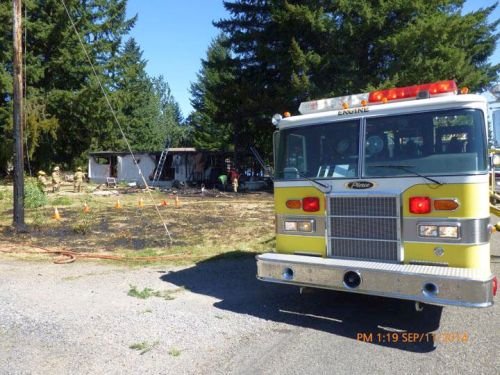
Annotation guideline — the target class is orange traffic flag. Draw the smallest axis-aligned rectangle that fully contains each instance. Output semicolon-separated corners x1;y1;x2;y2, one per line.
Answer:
175;195;180;208
83;203;90;213
138;198;144;208
160;200;168;206
53;207;61;220
114;200;122;209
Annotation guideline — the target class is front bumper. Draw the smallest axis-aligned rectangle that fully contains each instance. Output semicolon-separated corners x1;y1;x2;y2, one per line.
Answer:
256;253;495;308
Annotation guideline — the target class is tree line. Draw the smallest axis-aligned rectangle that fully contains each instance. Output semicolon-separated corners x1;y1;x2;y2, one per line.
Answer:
0;0;187;175
0;0;498;175
189;0;499;159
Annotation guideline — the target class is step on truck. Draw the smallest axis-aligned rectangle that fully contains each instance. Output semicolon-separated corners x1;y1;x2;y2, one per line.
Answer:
257;80;498;308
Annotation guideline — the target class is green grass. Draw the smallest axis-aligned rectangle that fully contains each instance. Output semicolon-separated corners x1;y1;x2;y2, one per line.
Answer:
168;347;181;357
127;285;184;300
129;340;159;355
127;285;157;299
50;196;73;206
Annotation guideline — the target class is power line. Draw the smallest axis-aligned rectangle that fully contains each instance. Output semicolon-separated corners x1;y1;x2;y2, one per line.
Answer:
59;0;172;244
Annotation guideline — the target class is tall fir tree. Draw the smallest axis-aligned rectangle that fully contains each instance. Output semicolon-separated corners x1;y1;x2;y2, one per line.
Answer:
26;0;137;170
0;1;185;172
0;0;135;172
210;0;498;160
152;75;189;148
189;35;234;151
108;38;156;151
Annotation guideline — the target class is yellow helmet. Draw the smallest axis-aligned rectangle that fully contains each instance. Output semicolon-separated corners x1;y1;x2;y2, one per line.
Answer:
38;170;46;176
77;167;82;171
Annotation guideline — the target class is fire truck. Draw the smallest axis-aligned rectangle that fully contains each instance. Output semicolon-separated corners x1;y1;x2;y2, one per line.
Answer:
257;80;498;309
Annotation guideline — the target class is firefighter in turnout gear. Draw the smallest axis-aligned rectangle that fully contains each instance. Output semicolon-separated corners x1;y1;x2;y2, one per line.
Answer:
74;167;84;193
52;166;61;193
229;168;240;193
37;170;49;192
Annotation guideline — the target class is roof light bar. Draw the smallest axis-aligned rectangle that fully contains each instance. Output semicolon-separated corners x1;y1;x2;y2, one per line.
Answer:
297;80;458;115
369;80;457;104
299;93;369;114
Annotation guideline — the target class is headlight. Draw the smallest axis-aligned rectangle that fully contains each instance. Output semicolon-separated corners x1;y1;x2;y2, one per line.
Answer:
284;221;298;231
418;225;438;237
438;226;459;238
284;220;315;232
297;221;314;232
418;224;459;239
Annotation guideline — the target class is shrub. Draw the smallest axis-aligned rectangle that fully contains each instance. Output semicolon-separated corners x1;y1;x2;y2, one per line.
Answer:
24;178;47;208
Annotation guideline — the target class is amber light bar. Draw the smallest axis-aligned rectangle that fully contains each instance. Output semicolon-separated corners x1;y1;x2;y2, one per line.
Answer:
368;80;457;104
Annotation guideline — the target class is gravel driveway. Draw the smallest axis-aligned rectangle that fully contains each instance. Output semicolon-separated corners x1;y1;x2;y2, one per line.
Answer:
0;249;498;374
0;256;279;374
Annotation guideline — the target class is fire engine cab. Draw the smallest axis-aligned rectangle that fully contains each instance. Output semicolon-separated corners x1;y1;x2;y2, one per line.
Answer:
257;80;498;308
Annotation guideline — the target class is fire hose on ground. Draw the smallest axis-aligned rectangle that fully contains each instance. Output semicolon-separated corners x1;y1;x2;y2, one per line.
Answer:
0;243;198;264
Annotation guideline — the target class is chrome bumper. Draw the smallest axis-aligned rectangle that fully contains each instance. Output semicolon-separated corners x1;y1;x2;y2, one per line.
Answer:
256;253;495;308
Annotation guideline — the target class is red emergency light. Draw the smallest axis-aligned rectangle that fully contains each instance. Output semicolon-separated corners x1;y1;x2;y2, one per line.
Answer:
302;197;320;212
409;197;432;214
369;80;457;104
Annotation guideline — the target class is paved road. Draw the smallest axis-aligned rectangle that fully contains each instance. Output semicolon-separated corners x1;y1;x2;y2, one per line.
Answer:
0;224;498;374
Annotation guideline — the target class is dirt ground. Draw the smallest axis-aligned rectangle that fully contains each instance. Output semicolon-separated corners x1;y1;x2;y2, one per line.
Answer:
0;182;275;263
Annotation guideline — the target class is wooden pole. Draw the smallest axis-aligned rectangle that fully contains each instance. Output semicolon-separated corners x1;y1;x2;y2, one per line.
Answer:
13;0;25;231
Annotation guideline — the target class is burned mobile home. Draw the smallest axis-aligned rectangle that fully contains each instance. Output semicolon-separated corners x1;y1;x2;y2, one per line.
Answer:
88;148;269;189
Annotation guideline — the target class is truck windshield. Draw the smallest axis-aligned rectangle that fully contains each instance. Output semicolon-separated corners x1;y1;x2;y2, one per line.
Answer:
364;109;487;177
275;120;360;180
274;108;487;181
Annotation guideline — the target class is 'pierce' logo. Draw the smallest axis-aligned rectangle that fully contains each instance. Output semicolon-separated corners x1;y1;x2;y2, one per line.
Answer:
346;181;374;189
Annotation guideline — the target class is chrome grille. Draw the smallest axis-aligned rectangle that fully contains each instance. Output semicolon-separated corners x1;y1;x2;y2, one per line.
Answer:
329;195;400;262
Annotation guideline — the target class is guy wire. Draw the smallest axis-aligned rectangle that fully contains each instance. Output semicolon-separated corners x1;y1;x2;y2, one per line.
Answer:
59;0;173;244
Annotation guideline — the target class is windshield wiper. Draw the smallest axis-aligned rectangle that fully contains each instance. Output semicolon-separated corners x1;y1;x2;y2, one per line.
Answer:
369;164;443;185
284;167;332;192
300;172;332;193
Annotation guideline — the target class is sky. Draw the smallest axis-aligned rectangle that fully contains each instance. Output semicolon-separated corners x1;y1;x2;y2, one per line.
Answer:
126;0;500;118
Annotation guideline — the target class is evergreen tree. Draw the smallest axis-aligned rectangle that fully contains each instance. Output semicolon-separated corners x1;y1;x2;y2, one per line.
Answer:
189;35;234;151
0;0;137;171
211;0;498;159
92;40;186;152
109;38;156;151
0;1;14;173
152;75;189;148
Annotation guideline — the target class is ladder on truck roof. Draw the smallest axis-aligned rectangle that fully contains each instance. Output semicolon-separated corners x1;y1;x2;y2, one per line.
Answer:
152;139;171;187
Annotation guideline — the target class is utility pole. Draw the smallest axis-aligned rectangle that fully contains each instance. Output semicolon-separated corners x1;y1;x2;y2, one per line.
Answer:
13;0;25;231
